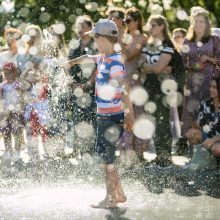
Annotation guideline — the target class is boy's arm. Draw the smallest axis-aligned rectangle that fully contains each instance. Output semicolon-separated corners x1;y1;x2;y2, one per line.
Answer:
62;54;95;69
120;78;135;131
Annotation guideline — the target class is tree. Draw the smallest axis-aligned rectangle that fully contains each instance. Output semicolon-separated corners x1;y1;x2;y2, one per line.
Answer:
0;0;219;45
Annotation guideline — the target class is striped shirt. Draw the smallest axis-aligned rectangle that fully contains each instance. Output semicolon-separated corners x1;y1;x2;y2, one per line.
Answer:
93;53;127;116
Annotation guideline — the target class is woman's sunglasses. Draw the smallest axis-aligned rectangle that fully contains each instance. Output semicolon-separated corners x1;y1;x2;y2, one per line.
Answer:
125;18;135;24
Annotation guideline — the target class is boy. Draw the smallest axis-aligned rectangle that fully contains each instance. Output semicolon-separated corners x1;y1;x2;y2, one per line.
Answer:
63;19;134;208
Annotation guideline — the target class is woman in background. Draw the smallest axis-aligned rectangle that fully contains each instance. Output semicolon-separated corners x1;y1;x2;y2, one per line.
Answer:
180;7;220;150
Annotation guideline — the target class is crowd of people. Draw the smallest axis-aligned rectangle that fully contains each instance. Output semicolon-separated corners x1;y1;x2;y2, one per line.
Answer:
0;5;220;173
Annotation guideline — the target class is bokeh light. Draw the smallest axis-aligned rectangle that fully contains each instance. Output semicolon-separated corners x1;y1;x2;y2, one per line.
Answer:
133;115;156;140
129;86;148;106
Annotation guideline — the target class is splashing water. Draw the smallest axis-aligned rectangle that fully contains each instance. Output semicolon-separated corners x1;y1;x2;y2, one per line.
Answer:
75;121;94;139
76;93;92;108
74;87;83;98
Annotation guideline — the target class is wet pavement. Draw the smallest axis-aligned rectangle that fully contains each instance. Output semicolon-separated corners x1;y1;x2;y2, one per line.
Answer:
0;155;220;220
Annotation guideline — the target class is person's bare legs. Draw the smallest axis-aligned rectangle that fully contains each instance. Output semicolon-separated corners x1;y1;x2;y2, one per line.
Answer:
13;130;23;159
4;131;13;154
91;164;126;208
105;164;126;203
134;137;149;161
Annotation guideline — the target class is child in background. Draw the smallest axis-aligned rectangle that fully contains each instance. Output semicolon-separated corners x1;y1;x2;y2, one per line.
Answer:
0;62;25;161
24;63;49;162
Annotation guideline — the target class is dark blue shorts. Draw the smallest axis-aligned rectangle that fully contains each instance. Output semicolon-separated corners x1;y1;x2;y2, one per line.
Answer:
96;113;124;164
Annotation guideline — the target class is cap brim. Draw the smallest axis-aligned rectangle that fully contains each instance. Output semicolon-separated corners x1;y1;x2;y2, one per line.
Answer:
84;30;95;37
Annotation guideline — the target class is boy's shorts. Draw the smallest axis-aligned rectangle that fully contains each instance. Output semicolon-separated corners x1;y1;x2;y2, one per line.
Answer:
96;113;124;164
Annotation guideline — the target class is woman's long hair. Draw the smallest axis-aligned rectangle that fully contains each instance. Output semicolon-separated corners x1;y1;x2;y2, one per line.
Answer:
147;14;171;41
125;7;144;34
186;9;211;42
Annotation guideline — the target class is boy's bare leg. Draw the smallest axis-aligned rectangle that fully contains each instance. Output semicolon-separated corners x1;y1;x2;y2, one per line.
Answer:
91;164;126;208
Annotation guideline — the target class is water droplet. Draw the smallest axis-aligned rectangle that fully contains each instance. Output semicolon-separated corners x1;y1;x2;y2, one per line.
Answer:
74;87;83;98
69;39;80;50
161;79;178;94
166;92;183;107
97;84;116;101
39;12;51;23
68;14;76;23
85;2;98;12
76;93;92;108
1;0;15;12
21;34;31;42
177;10;188;20
75;121;94;139
129;86;148;106
19;7;30;17
132;74;139;80
52;23;66;35
202;125;211;133
29;46;38;55
197;41;203;47
122;34;133;45
133;115;155;139
144;101;157;113
114;43;121;52
181;44;190;53
104;125;121;143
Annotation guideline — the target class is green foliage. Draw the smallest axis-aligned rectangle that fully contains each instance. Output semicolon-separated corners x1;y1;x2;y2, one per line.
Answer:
0;0;219;44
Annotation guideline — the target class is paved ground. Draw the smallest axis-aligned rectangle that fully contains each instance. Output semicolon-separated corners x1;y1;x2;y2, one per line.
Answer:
0;155;219;220
0;137;220;220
